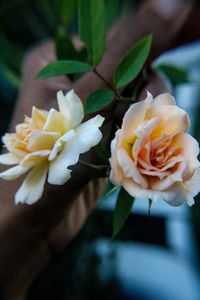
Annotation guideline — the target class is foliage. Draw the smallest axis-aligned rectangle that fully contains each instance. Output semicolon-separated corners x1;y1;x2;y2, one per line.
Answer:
114;35;152;88
84;88;114;113
36;60;93;79
156;63;188;85
113;187;135;238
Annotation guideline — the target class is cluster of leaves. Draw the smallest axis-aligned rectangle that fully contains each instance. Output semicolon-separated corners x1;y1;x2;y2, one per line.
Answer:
36;0;152;115
35;0;153;237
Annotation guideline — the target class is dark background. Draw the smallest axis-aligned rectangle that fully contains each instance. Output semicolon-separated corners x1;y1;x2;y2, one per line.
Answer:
1;1;200;299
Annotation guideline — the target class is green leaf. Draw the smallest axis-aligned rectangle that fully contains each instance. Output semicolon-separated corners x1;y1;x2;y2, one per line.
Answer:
95;141;110;163
78;0;105;66
156;64;188;85
36;60;93;79
114;35;152;88
55;27;77;60
77;47;88;62
84;88;114;113
55;0;76;26
148;199;153;216
113;188;134;238
100;180;119;202
105;186;120;198
0;62;20;88
104;0;120;29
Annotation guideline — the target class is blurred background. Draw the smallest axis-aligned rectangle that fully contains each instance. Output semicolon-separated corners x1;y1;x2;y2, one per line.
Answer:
1;0;200;299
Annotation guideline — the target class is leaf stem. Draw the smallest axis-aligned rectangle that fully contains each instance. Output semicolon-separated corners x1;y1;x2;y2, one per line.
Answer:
93;68;121;100
79;160;108;170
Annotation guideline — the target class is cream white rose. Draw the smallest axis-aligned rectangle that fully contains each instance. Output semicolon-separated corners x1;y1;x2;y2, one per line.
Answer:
0;90;104;205
109;92;200;207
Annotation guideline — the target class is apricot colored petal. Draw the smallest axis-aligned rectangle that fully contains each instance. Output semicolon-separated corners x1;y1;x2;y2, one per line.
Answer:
122;178;186;206
109;132;124;186
181;168;200;206
150;161;186;190
121;91;153;143
117;148;148;188
172;133;200;177
2;133;28;157
153;93;176;106
146;104;190;136
133;117;160;164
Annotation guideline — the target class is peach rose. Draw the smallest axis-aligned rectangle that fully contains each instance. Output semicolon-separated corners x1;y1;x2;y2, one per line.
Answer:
109;92;200;206
0;90;104;205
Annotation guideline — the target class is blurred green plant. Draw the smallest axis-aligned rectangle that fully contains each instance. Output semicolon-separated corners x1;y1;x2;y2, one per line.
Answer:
156;63;188;85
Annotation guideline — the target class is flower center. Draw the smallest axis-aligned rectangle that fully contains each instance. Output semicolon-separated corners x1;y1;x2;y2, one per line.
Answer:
135;134;181;179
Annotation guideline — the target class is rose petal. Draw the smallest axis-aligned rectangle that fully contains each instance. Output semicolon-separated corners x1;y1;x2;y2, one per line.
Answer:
31;107;47;130
57;90;84;130
43;108;65;133
133;117;160;164
2;133;28;157
48;140;79;185
27;131;60;151
48;129;76;161
150;161;186;190
172;133;200;178
109;131;124;185
0;153;21;165
121;91;153;143
122;178;186;206
181;168;200;206
15;161;48;205
117;147;148;188
153;93;176;106
75;115;104;154
0;165;29;180
20;150;51;168
139;167;171;179
146;104;190;136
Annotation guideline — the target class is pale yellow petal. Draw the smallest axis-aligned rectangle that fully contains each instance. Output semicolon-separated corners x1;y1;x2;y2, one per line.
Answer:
31;107;48;130
15;161;48;205
43;108;65;134
75;115;104;154
0;153;21;165
0;165;29;180
57;90;84;130
48;140;79;185
27;131;60;151
49;129;76;161
20;150;50;168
